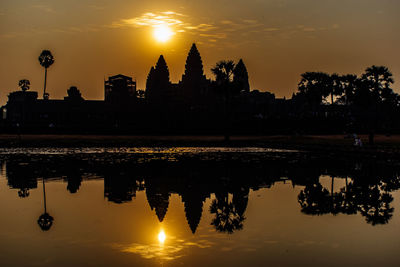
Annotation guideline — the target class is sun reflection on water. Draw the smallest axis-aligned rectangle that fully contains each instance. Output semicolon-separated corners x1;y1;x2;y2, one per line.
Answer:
158;230;166;244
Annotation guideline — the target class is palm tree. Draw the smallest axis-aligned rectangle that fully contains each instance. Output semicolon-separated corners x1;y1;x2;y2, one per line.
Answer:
359;65;394;145
37;178;54;231
209;192;245;234
211;60;235;87
211;60;235;141
298;183;332;215
330;73;343;105
362;65;394;100
297;72;331;109
18;79;30;92
340;74;358;105
38;50;54;100
356;184;394;225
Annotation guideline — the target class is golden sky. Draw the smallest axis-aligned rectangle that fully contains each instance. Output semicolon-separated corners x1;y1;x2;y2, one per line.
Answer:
0;0;399;104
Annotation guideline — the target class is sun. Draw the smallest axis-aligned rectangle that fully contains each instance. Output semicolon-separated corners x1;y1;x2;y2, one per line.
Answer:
153;25;174;43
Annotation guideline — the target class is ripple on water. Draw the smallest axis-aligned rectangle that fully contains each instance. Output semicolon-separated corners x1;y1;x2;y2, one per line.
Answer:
0;147;299;155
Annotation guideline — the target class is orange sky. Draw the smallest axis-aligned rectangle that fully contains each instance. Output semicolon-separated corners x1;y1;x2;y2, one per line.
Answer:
0;0;399;104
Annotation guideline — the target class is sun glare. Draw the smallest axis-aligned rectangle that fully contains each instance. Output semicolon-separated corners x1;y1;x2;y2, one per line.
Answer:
153;25;174;42
158;230;166;244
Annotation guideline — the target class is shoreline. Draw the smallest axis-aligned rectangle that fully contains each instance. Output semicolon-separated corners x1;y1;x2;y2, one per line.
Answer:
0;134;400;159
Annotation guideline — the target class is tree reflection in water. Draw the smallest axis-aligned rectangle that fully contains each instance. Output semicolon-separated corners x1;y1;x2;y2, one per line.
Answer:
37;178;54;231
298;176;396;225
210;193;244;234
210;191;247;234
1;152;400;233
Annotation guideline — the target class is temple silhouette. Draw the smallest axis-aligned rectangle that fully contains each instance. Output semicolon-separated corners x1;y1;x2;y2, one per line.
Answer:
1;44;399;137
2;151;399;232
1;43;248;134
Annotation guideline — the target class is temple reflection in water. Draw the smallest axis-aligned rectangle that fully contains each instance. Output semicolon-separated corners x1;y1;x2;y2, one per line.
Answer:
2;150;400;234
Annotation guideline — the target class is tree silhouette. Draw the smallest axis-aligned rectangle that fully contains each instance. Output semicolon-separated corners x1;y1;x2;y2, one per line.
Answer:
335;178;358;215
38;50;54;100
330;73;343;105
298;183;332;215
37;178;54;231
211;60;235;87
66;174;82;194
354;183;394;225
18;188;30;198
66;86;83;101
297;72;331;107
339;74;358;106
210;192;245;234
358;65;395;144
18;79;30;92
211;60;236;141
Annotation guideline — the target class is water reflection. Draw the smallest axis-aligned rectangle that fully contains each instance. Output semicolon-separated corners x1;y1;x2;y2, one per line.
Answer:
1;151;400;235
37;178;54;231
298;176;396;225
158;230;166;244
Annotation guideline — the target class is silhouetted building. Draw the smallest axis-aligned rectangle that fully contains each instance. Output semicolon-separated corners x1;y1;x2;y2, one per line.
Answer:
105;74;136;104
181;191;206;234
104;174;138;203
145;55;171;104
146;185;170;222
6;160;38;198
233;59;250;94
64;86;84;102
2;42;377;135
180;43;210;105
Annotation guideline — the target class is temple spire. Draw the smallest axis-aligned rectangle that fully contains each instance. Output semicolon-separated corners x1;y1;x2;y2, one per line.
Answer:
233;59;250;93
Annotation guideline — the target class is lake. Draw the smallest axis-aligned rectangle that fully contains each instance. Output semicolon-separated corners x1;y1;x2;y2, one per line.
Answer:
0;147;399;266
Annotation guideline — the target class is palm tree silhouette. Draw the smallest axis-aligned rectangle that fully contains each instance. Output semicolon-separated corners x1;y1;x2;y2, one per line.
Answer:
360;65;394;145
211;60;235;141
298;183;332;215
18;79;30;92
38;50;54;100
297;72;331;108
37;178;54;231
330;73;343;105
211;60;235;86
356;184;394;225
210;192;245;234
18;188;30;198
340;74;358;106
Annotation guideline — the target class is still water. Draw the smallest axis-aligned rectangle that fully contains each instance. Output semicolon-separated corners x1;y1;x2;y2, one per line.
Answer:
0;147;399;266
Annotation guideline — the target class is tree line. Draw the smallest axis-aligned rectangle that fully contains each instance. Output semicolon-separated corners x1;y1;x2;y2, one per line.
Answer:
292;65;397;143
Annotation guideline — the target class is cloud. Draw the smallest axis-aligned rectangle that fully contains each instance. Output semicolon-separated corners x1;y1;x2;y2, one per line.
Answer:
32;4;55;13
0;8;337;48
111;11;279;47
0;33;18;39
120;12;185;28
264;28;279;32
302;27;316;32
199;33;227;39
88;4;105;10
107;11;337;47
